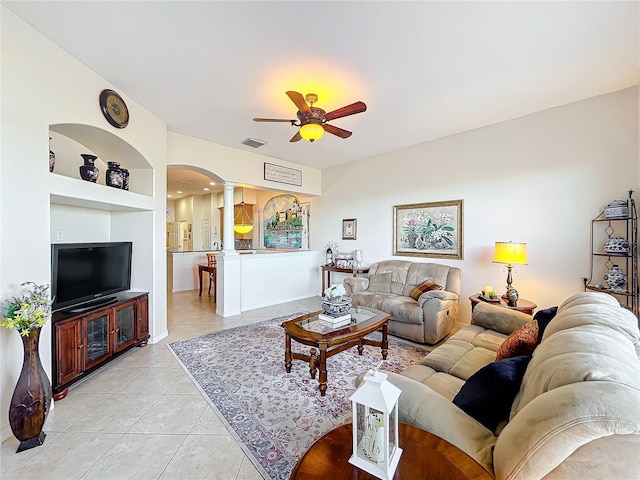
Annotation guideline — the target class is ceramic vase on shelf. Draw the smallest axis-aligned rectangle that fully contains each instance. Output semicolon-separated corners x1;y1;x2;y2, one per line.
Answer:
603;236;630;254
106;162;124;189
321;296;352;316
48;137;55;173
604;265;627;291
9;327;52;452
79;154;99;182
604;200;628;219
121;168;130;191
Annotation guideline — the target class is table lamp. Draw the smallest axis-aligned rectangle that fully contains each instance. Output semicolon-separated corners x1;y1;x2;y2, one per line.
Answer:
492;241;528;306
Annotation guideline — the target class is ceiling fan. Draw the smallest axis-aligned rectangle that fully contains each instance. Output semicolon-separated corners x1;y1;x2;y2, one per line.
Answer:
253;91;367;142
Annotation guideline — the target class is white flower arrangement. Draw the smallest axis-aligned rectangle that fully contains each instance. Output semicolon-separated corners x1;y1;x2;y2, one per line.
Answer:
323;240;339;255
324;283;347;300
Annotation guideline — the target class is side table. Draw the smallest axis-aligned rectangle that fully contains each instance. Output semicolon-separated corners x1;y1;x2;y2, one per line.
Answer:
321;265;369;295
290;423;493;480
469;294;537;315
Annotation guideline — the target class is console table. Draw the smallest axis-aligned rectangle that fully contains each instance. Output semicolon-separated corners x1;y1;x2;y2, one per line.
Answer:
290;422;493;479
321;265;369;295
52;291;149;400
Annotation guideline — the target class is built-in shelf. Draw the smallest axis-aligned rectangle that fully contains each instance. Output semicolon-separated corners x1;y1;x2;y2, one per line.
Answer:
49;173;154;212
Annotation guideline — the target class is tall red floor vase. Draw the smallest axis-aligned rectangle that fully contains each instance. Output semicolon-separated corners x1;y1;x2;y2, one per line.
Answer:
9;327;52;452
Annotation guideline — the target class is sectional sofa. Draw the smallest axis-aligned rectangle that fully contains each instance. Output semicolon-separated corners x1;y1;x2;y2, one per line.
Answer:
381;292;640;479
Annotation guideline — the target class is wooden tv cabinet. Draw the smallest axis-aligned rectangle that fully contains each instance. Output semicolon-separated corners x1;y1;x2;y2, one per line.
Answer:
51;291;149;400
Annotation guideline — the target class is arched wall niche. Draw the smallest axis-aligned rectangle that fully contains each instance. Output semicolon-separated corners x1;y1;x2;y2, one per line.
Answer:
50;123;150;169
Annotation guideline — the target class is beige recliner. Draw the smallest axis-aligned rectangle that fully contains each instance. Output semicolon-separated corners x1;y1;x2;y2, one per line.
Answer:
344;260;461;344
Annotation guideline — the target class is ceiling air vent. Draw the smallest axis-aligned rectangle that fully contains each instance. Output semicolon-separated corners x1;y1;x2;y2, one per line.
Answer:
241;137;267;148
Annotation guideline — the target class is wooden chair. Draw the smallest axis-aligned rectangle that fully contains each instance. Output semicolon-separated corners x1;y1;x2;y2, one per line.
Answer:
206;253;217;296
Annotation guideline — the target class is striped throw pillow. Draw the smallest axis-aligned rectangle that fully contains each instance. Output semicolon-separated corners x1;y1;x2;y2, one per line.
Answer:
409;280;442;301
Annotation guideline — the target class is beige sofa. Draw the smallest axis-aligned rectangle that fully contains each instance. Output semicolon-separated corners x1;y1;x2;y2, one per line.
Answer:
382;292;640;479
344;260;461;344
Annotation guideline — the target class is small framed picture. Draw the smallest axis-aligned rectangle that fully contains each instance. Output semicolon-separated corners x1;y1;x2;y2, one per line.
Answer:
342;218;357;240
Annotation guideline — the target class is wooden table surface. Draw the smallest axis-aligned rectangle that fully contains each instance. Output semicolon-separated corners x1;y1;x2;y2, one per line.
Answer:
290;423;493;480
321;265;370;295
469;294;537;315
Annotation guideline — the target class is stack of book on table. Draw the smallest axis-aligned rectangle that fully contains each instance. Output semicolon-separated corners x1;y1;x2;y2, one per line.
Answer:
319;312;352;328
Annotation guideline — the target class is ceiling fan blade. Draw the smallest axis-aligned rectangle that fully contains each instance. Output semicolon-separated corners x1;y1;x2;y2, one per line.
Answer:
286;91;311;114
253;117;295;122
289;131;302;142
324;101;367;122
324;123;352;139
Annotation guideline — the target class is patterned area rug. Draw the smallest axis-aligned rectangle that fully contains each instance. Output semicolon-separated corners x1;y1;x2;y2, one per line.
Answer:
168;313;430;480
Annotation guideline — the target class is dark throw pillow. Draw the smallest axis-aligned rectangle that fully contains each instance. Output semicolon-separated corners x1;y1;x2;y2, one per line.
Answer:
409;280;443;301
452;355;532;432
367;273;392;293
495;320;539;361
533;306;558;343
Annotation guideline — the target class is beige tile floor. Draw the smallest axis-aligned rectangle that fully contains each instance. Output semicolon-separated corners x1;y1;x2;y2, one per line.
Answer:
1;290;324;480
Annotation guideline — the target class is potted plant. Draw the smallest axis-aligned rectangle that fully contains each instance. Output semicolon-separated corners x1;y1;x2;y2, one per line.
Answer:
1;282;53;452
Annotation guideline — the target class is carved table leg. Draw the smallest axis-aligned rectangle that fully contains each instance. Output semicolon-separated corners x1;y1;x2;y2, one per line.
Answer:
357;340;365;355
309;348;318;379
381;323;389;360
284;333;292;373
319;345;328;396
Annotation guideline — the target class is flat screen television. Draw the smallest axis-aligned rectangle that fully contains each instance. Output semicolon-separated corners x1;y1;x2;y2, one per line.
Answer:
51;241;132;312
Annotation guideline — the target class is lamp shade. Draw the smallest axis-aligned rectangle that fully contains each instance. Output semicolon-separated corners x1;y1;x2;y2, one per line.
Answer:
233;187;254;234
233;223;253;234
299;123;324;142
493;242;528;265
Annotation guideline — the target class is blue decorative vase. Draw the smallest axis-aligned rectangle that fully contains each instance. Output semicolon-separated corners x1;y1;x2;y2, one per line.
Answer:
604;236;630;254
79;154;99;182
604;265;627;291
321;296;352;316
106;161;124;189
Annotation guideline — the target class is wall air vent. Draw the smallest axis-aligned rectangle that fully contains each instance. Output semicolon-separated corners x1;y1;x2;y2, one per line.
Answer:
241;137;267;148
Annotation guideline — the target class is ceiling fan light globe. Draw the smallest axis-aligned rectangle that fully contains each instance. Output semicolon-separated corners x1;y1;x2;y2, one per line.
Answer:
300;123;324;142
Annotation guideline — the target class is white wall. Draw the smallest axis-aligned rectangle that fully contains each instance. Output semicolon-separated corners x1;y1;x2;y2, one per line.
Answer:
0;7;168;440
167;132;322;195
312;88;639;322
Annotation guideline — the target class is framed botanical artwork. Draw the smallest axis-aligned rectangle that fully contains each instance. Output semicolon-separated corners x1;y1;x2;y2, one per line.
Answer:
342;218;357;240
393;200;463;259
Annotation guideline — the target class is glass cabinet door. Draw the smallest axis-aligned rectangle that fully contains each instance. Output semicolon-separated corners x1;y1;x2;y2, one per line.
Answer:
84;312;110;367
115;302;136;351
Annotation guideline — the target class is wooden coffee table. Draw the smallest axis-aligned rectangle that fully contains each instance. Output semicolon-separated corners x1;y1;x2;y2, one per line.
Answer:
281;307;390;396
290;423;493;480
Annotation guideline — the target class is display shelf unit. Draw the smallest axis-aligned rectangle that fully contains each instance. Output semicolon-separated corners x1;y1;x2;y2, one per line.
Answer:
583;191;638;317
47;124;157;400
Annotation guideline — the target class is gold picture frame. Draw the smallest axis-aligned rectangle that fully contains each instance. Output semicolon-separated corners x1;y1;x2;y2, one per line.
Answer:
342;218;357;240
393;200;463;259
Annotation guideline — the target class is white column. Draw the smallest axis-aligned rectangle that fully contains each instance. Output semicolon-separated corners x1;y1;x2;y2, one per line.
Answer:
217;182;241;316
222;182;236;253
